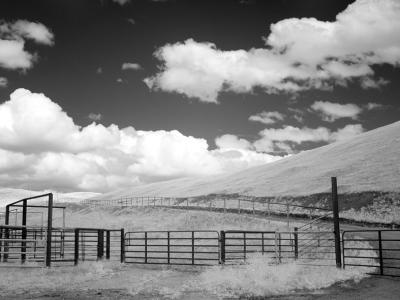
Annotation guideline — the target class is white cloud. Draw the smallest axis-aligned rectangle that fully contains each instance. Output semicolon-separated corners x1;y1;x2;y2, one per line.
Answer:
0;89;280;192
253;124;364;152
0;77;7;87
112;0;131;5
310;101;362;122
96;67;103;74
146;0;400;102
0;39;34;70
122;62;142;71
0;20;53;70
330;124;364;142
249;111;285;125
215;134;252;150
365;102;383;110
88;113;102;121
127;18;135;25
360;77;389;89
11;20;54;45
116;78;123;83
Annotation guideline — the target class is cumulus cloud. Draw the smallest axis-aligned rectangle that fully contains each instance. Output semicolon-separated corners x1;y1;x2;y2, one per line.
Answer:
215;134;252;150
253;124;364;152
310;101;362;122
88;113;102;121
112;0;131;5
0;20;53;70
0;77;7;87
365;102;383;110
122;62;142;71
0;89;281;192
127;18;135;25
10;20;54;45
145;0;400;102
249;111;285;125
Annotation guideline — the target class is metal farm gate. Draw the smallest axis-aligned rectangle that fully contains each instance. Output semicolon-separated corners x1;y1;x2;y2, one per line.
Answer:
124;230;220;265
342;229;400;277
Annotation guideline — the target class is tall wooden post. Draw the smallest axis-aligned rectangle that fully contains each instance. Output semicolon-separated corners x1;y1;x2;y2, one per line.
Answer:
331;177;342;268
120;228;125;263
21;200;27;263
220;231;225;264
46;193;53;267
74;228;79;265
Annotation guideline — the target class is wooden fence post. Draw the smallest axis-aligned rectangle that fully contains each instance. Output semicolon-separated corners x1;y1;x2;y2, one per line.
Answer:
331;177;342;268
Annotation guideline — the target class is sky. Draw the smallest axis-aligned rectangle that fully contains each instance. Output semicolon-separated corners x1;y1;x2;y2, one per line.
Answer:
0;0;399;192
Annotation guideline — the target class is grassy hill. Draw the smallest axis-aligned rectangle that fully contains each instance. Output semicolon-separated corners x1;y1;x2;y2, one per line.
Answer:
0;188;100;208
96;120;400;199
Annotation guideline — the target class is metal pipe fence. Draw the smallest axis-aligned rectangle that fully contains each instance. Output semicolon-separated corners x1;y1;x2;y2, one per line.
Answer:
0;225;124;267
342;229;400;277
83;196;331;228
125;230;220;265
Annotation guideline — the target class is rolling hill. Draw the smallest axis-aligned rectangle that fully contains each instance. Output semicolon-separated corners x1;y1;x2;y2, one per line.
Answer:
94;120;400;200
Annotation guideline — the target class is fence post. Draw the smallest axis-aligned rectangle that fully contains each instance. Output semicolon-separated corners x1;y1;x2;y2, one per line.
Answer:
261;232;265;255
120;228;125;263
144;231;148;263
331;177;342;268
21;199;27;263
220;231;225;264
278;233;282;263
74;228;79;265
98;230;104;260
378;231;384;275
294;227;298;260
243;232;246;261
46;193;53;267
106;231;110;260
286;200;290;227
191;231;195;265
167;231;170;264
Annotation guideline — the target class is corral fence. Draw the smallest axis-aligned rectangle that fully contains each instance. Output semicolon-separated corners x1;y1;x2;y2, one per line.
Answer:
123;229;337;267
125;230;220;265
2;178;400;277
0;225;124;267
342;229;400;277
0;193;124;267
83;196;332;227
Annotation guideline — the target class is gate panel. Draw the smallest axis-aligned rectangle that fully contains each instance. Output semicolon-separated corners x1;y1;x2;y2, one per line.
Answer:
223;230;294;263
125;231;219;265
342;230;400;277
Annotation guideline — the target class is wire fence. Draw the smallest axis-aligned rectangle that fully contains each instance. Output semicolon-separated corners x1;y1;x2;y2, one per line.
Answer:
82;195;332;228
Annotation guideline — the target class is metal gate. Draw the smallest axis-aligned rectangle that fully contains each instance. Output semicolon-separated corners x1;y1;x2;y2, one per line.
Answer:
342;230;400;277
222;230;296;263
124;230;220;265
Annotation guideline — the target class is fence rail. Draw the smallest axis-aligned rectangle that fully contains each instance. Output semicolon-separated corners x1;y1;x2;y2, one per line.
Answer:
0;225;124;267
125;230;220;265
83;196;332;228
342;230;400;277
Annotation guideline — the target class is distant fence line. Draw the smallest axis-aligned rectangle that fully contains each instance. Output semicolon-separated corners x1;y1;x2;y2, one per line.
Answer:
82;195;333;228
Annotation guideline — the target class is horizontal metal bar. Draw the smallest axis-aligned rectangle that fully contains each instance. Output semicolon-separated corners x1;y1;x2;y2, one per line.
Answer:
344;263;379;268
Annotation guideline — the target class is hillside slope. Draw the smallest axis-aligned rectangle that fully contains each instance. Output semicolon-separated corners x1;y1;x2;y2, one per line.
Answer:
0;188;100;208
95;121;400;199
